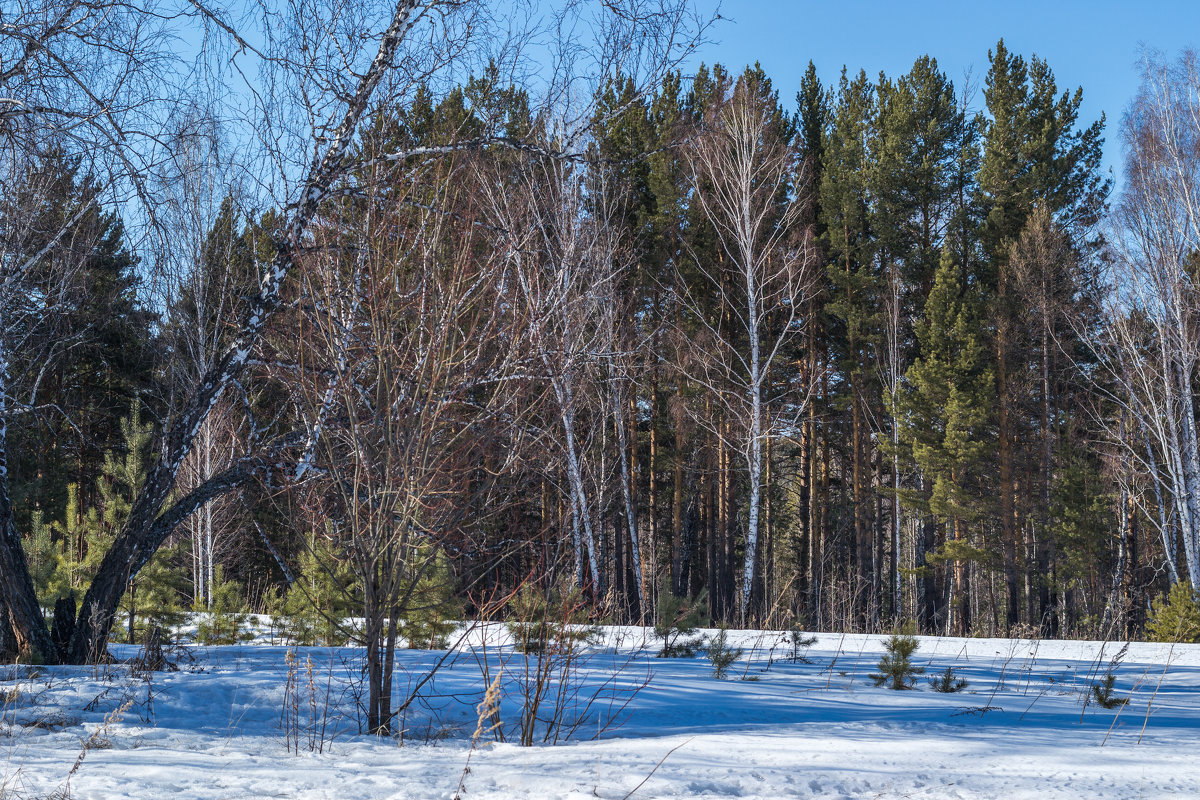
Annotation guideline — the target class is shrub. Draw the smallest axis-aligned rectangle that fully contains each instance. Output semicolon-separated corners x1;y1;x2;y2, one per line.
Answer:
506;581;598;655
870;623;924;690
653;579;708;657
1146;581;1200;643
707;625;743;679
928;666;967;693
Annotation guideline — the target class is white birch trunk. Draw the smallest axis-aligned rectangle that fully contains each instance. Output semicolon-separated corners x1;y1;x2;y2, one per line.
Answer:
612;381;645;613
739;266;763;620
554;373;601;593
1175;363;1200;584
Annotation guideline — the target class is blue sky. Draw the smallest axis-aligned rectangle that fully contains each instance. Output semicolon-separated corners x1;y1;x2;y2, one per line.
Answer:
687;1;1200;191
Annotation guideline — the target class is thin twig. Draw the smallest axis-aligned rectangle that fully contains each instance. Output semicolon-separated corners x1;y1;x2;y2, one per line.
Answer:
619;737;693;800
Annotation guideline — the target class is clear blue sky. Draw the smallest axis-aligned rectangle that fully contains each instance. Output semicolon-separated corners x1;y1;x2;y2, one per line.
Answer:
688;1;1200;190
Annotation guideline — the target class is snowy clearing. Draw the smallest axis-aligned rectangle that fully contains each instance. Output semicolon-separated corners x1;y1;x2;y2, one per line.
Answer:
2;628;1198;799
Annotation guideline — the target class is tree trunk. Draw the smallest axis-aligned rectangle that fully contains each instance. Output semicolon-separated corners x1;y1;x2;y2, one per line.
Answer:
997;324;1020;629
554;373;601;595
1175;361;1200;585
0;329;56;663
953;518;970;636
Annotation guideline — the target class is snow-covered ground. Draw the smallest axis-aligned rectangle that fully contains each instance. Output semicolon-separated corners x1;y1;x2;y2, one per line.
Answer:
3;626;1198;799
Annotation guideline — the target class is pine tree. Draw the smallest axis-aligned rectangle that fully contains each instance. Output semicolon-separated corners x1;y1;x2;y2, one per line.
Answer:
119;541;188;644
654;577;708;657
792;61;832;624
870;622;924;690
7;149;155;530
399;547;461;649
195;565;252;645
873;56;966;619
821;68;881;618
278;531;355;646
24;402;189;643
899;251;994;634
978;40;1110;629
1146;582;1200;643
90;403;188;642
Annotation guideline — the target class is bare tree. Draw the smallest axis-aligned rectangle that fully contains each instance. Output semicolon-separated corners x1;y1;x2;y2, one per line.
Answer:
151;116;255;608
483;156;616;595
292;155;522;734
1100;49;1200;588
602;263;649;615
681;74;816;621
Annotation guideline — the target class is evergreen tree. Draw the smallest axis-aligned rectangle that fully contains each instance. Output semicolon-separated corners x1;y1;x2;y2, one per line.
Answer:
978;40;1110;629
1146;582;1200;644
195;565;253;645
899;251;994;634
26;402;188;641
791;61;833;623
7;149;155;529
873;57;967;619
278;530;356;646
870;622;924;689
821;68;880;616
399;547;461;649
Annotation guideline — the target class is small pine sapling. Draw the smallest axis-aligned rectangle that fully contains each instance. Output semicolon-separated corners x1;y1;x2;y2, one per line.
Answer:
653;579;708;657
121;541;189;644
929;666;968;693
870;622;924;690
399;546;461;649
507;584;551;654
707;625;743;679
1089;643;1130;710
279;530;356;646
788;624;817;663
1146;582;1200;643
1091;671;1128;709
506;580;598;655
195;567;253;645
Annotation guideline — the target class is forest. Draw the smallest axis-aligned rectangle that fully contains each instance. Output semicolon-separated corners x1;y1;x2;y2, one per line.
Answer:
3;0;1200;684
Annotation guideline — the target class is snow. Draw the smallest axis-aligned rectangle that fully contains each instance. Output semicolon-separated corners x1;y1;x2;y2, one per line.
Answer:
3;627;1199;799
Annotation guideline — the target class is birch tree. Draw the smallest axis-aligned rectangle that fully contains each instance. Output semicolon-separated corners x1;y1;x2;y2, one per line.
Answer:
682;69;815;621
1102;49;1200;587
484;156;616;595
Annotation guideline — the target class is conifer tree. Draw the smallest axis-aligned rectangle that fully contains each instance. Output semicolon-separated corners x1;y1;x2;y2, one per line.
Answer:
399;546;461;649
899;251;993;634
278;530;356;646
27;402;188;643
821;68;880;617
978;40;1109;629
7;149;155;529
873;56;965;618
792;61;832;623
195;565;252;645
